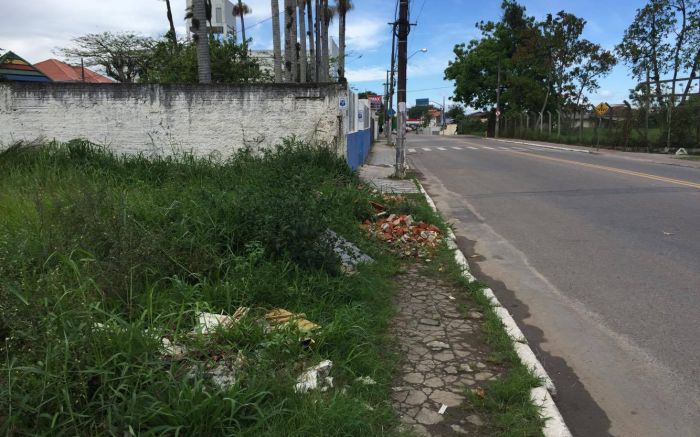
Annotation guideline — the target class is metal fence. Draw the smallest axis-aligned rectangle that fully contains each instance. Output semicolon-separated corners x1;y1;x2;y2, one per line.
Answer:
496;102;700;152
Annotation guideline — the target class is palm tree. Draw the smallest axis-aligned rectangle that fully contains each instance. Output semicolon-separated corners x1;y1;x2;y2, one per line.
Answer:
306;0;316;82
187;0;212;83
283;0;298;82
233;1;252;44
297;0;308;83
335;0;352;80
161;0;178;47
321;1;336;82
271;0;283;82
315;0;322;82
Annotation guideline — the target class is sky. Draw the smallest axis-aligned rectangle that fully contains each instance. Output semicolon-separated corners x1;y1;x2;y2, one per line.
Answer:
0;0;654;111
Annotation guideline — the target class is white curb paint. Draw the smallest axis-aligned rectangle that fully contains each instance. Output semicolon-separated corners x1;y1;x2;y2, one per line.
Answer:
492;138;592;154
531;387;574;437
416;182;570;437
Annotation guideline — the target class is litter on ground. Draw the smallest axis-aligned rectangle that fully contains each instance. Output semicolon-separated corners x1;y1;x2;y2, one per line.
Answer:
295;360;334;393
265;308;320;333
361;214;442;258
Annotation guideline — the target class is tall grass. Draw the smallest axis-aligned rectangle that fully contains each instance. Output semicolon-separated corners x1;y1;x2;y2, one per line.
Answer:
0;140;398;435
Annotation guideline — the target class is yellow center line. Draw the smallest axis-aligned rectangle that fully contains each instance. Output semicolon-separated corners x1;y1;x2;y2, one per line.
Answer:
509;149;700;190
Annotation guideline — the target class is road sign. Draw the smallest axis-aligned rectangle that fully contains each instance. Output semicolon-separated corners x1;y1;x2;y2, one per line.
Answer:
339;96;348;110
416;98;429;107
595;102;611;116
495;110;501;117
358;110;363;120
388;108;396;117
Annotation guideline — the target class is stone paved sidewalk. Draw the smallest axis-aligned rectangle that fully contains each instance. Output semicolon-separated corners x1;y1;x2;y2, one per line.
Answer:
391;265;503;436
358;144;418;194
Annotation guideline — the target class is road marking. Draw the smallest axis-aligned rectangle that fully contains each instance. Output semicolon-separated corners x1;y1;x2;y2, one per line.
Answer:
422;147;431;151
452;147;462;150
483;146;495;150
512;147;526;151
437;147;447;151
408;148;416;153
467;146;478;150
511;151;700;190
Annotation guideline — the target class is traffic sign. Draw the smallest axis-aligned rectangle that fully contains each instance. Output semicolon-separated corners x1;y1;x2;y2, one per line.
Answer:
339;96;348;110
358;110;363;120
495;110;501;117
388;109;396;117
595;102;611;116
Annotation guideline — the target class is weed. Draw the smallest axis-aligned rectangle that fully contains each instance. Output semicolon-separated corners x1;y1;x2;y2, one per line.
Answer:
0;140;399;435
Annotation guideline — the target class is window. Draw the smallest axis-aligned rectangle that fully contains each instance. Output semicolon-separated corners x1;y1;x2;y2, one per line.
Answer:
215;7;222;24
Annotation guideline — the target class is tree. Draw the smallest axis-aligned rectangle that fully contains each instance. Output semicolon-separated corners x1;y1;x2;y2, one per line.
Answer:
306;0;316;82
446;104;466;122
336;0;353;81
617;0;700;147
160;0;178;48
445;1;546;113
141;37;270;84
298;1;308;83
233;1;252;44
283;0;298;81
186;0;213;83
271;0;283;82
321;1;336;81
57;32;154;83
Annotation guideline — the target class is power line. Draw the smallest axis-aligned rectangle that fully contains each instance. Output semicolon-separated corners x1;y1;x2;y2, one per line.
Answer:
415;0;427;23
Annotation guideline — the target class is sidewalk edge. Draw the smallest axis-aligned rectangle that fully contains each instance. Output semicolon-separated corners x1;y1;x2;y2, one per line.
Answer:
416;181;572;437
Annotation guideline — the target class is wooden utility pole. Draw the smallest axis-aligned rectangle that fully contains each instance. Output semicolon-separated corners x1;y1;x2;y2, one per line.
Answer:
387;22;397;143
395;0;408;176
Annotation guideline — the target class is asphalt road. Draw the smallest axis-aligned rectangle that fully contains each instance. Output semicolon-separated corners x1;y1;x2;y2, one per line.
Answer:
406;135;700;437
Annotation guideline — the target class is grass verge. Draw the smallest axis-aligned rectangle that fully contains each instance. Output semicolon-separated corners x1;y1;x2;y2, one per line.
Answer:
0;140;406;436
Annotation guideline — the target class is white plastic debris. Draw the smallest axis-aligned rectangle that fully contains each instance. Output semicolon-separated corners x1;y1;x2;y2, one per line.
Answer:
194;312;234;335
161;338;187;359
207;363;237;389
294;360;334;393
324;230;374;272
438;404;448;415
355;376;377;385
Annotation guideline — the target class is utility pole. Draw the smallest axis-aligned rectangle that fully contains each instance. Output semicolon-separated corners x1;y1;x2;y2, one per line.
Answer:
384;70;390;141
495;60;501;138
395;0;408;177
388;20;397;144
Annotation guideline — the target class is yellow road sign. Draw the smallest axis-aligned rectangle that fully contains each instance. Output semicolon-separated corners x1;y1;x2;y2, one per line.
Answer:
595;102;611;116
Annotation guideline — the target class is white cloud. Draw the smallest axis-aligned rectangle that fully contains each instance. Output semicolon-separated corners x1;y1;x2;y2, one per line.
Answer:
346;66;387;83
344;17;388;51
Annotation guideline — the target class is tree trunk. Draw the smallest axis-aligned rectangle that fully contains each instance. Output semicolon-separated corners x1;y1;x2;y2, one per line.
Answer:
290;0;298;82
165;0;177;48
298;1;308;83
238;0;247;44
307;0;316;82
339;11;346;80
322;0;330;82
193;0;211;83
283;0;293;81
271;0;283;82
315;0;322;81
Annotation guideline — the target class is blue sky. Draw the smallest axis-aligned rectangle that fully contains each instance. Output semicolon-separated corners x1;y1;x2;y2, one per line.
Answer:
2;0;650;111
339;0;649;111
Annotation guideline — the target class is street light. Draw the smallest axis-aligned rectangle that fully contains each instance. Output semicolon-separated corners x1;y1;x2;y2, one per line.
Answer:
408;48;428;60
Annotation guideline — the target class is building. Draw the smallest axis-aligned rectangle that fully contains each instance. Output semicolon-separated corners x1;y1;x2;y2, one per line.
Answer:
250;38;339;81
186;0;237;40
0;51;51;82
34;59;114;83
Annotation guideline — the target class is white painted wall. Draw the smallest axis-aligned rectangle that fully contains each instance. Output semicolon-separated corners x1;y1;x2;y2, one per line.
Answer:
0;83;345;157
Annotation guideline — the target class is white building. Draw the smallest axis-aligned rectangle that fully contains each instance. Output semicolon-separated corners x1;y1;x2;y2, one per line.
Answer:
186;0;237;40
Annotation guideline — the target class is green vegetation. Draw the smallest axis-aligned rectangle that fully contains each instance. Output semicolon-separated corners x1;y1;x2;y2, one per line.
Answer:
0;141;400;435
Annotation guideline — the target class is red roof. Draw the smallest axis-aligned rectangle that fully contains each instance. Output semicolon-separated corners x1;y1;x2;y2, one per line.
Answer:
34;59;114;83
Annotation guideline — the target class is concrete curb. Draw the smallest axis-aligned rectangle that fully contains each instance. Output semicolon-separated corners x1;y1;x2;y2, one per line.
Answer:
416;182;572;437
492;138;592;154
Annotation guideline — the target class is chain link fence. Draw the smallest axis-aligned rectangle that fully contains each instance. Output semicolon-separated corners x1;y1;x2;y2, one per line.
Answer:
494;100;700;152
